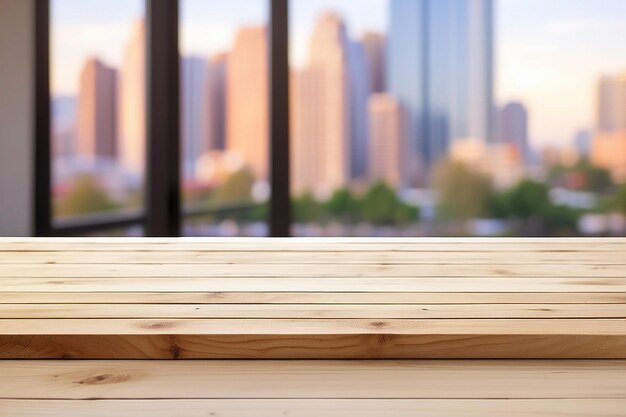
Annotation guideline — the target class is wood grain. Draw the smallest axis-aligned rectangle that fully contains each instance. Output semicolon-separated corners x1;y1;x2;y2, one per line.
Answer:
3;262;625;278
2;334;625;359
2;303;624;319
3;277;625;292
2;291;624;304
2;249;625;264
1;399;625;417
2;318;625;335
2;360;625;399
3;399;626;417
1;238;624;359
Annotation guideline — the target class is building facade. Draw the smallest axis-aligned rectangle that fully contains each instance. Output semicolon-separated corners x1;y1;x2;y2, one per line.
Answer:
226;26;268;181
291;13;351;197
76;58;117;162
368;93;408;188
387;0;494;179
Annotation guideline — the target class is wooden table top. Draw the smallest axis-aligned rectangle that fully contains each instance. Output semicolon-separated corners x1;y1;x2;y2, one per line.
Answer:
0;237;625;359
1;238;625;416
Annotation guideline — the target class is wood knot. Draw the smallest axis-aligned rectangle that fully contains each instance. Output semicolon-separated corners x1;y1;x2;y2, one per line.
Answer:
143;321;178;330
74;373;131;385
370;321;388;328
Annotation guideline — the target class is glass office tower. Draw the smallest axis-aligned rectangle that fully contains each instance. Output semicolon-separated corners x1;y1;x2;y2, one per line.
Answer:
387;0;494;181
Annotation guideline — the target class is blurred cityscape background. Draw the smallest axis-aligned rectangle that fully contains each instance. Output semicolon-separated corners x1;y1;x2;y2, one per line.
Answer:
51;0;626;236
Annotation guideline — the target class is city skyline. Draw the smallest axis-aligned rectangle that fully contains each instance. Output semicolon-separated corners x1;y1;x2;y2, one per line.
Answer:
51;0;626;148
46;1;626;238
59;9;477;193
54;8;626;188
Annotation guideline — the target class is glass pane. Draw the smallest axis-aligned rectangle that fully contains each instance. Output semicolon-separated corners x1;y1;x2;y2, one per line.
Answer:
50;0;145;227
289;0;626;237
180;0;269;236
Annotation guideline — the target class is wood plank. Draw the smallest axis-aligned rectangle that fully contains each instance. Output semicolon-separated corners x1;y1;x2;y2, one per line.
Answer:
2;399;626;417
1;237;624;253
3;263;624;278
1;318;625;335
2;291;624;304
2;250;625;264
1;360;625;399
2;303;625;319
1;277;624;292
3;334;625;359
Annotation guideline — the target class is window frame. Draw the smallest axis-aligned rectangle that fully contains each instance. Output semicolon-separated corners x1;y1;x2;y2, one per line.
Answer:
34;0;291;237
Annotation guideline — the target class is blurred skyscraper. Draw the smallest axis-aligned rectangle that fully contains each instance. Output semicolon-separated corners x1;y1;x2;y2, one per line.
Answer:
181;56;208;181
348;32;386;181
52;96;77;158
226;26;268;181
292;12;351;197
498;102;528;158
387;0;494;179
368;93;408;187
348;39;370;180
573;129;591;158
76;58;118;162
361;32;386;94
118;20;145;175
596;74;626;132
206;53;227;151
592;72;626;181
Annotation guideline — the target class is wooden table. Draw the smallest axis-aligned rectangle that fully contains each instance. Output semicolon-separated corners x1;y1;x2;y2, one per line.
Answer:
1;238;625;416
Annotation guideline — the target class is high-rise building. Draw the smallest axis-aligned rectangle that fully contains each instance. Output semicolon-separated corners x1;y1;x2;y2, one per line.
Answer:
387;0;494;177
52;96;77;158
291;68;323;195
497;102;528;158
181;56;208;181
596;73;626;132
119;20;145;175
592;72;626;181
206;53;227;151
291;12;351;197
348;32;385;181
76;58;117;162
226;26;268;181
573;129;591;158
368;93;408;188
348;39;370;180
360;32;385;94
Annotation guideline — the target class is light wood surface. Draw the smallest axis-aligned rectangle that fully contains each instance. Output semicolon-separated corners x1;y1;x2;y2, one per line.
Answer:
1;238;626;416
1;237;625;359
1;360;626;417
2;399;626;417
3;303;625;318
2;360;626;399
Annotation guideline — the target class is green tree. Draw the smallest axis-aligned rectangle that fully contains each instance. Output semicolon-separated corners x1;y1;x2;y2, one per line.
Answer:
293;192;324;223
613;183;626;216
492;179;580;235
325;187;359;223
433;160;492;220
56;175;119;217
503;180;551;219
360;182;418;225
548;160;613;192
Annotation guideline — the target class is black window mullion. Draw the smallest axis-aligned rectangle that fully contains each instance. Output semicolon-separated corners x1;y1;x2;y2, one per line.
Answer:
145;0;181;237
34;0;51;237
269;0;291;237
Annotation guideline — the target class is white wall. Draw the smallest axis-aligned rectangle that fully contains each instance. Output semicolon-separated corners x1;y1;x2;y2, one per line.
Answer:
0;0;34;236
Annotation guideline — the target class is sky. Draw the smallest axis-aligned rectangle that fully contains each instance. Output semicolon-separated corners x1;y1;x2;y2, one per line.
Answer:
52;0;626;147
